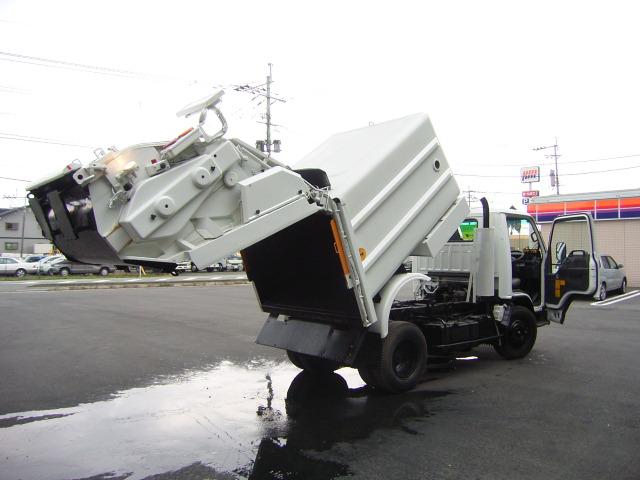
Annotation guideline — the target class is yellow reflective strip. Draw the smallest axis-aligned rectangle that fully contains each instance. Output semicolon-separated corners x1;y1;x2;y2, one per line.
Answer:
330;219;350;275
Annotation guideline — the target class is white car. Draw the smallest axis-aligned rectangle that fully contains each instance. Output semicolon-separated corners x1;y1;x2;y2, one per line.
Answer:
595;255;627;301
0;257;33;277
36;255;65;274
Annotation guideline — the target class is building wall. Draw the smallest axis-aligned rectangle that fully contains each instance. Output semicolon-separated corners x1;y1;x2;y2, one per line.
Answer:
0;207;51;255
540;218;640;287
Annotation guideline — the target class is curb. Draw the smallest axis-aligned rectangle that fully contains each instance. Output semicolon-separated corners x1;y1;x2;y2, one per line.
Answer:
27;279;251;291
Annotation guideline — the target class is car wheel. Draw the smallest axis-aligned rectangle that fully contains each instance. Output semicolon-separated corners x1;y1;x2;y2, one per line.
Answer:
620;278;627;294
15;268;27;278
494;306;537;359
191;264;199;272
286;350;340;375
598;282;607;301
59;268;70;277
99;267;110;276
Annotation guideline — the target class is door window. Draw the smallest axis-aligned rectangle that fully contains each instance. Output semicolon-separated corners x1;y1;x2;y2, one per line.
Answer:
601;256;611;269
606;256;618;268
507;217;541;251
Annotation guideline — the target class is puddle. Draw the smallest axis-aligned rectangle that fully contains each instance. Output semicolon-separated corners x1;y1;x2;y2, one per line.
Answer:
0;361;449;480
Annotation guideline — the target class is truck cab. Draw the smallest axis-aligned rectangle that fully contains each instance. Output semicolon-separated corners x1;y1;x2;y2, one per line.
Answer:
415;209;598;324
416;210;546;310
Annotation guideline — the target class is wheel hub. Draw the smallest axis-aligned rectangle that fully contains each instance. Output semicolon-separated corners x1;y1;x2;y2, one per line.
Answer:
392;341;419;379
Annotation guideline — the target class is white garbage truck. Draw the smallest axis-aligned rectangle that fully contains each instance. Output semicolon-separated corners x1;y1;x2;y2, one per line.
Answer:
26;91;598;392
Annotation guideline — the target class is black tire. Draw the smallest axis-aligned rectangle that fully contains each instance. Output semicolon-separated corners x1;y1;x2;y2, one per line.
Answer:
190;263;199;272
206;267;214;272
362;321;427;393
98;267;110;276
286;350;340;374
59;268;70;277
15;268;27;278
620;278;627;294
598;282;607;301
494;306;537;360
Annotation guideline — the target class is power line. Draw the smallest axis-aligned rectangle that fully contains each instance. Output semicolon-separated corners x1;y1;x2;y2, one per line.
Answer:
463;152;640;168
0;175;31;182
0;132;94;148
454;164;640;178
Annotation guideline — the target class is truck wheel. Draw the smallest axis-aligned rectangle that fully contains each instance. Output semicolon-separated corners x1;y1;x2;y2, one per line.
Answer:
494;306;537;360
361;321;427;393
286;350;340;374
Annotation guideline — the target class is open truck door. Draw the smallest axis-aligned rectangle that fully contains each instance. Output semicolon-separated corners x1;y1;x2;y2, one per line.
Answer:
544;213;597;323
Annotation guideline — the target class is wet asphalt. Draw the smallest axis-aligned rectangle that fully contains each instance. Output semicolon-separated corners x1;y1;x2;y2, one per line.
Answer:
1;284;639;480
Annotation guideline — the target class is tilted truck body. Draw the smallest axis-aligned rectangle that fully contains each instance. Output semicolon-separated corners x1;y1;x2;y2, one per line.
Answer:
27;92;598;392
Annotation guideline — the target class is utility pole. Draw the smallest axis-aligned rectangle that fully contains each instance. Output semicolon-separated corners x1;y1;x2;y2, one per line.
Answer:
463;187;479;206
235;64;285;157
265;63;272;156
533;138;561;195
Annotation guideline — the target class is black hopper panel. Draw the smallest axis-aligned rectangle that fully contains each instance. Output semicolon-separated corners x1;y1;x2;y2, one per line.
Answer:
242;211;361;327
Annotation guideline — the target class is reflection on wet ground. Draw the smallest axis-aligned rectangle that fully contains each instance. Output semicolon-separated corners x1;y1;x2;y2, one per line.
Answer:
0;361;451;480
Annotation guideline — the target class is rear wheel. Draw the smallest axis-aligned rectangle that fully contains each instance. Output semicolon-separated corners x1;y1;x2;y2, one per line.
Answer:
286;350;340;374
598;282;607;301
15;268;26;278
360;321;427;393
620;278;627;294
494;306;537;359
59;268;70;277
98;267;110;276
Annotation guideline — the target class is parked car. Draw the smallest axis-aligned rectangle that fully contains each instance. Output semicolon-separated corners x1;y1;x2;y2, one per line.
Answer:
20;254;48;274
0;257;33;277
595;254;627;300
226;255;243;271
206;261;226;272
42;257;116;276
37;255;65;274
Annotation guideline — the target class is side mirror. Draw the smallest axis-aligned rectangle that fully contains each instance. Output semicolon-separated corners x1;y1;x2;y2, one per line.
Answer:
618;263;624;268
555;241;567;263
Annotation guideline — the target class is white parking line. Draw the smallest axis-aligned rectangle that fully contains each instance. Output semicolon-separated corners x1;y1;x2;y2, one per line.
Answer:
125;278;142;282
591;290;640;306
92;280;109;283
231;275;246;280
155;278;170;282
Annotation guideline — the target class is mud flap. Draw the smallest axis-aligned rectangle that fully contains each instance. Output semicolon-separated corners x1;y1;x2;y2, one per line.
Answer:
256;315;365;365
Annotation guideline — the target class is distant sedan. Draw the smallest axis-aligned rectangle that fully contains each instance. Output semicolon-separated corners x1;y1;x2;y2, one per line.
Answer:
42;258;116;277
0;257;34;277
595;254;627;301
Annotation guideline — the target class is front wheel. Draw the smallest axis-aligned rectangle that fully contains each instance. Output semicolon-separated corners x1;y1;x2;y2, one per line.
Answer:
98;267;110;276
59;268;70;277
286;351;340;375
494;306;537;360
15;268;27;278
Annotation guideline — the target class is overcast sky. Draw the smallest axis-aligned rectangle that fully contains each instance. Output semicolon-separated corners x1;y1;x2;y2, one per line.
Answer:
1;0;639;210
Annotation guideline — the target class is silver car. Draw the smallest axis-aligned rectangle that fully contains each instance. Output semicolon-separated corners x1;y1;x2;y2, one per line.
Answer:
595;255;627;301
0;257;33;277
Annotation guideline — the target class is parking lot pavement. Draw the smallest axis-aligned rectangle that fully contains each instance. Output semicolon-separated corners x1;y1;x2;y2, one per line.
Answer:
1;286;639;480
